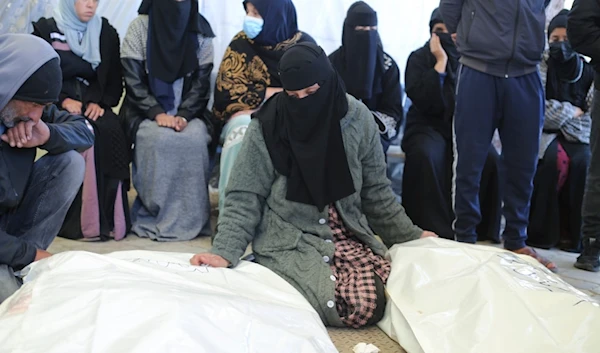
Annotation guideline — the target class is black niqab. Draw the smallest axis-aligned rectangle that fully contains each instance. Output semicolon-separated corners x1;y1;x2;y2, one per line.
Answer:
330;1;384;101
546;10;591;110
139;0;214;83
255;42;355;210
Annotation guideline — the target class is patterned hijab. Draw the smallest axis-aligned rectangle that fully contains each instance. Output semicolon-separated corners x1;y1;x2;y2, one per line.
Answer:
54;0;102;69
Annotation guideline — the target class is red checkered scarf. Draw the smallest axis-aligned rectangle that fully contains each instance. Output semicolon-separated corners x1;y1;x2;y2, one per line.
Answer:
328;206;391;328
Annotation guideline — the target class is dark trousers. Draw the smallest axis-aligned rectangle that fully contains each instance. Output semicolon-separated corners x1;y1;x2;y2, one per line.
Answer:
453;66;544;250
403;127;502;241
582;90;600;252
0;151;84;303
528;138;590;251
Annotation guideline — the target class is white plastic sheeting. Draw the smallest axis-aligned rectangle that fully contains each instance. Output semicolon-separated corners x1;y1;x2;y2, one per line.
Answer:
378;238;600;353
0;251;338;353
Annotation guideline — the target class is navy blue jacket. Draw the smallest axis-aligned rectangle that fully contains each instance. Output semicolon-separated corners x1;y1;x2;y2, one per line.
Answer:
0;105;93;270
440;0;549;78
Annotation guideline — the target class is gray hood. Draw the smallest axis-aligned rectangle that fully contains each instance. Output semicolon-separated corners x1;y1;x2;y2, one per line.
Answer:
0;33;59;111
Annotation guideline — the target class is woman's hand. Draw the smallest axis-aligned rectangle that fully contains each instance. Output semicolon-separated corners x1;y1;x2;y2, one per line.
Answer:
156;113;178;129
174;117;188;132
430;33;448;74
420;231;438;239
85;103;105;121
62;98;83;115
190;253;230;268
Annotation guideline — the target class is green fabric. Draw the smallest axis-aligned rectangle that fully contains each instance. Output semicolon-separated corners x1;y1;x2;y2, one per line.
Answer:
211;95;423;327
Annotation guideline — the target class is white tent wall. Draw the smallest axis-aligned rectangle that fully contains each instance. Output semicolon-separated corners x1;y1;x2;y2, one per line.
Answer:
200;0;440;80
0;0;572;79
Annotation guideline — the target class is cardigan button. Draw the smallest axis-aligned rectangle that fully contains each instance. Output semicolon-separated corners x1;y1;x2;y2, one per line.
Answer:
325;239;333;243
319;218;327;225
330;275;336;281
323;256;330;263
327;300;335;308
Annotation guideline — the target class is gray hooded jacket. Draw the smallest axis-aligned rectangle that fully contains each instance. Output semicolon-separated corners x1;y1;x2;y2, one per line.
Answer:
0;34;94;270
440;0;548;78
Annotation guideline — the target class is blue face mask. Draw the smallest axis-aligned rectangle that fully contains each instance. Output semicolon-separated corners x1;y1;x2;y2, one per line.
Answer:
243;15;264;39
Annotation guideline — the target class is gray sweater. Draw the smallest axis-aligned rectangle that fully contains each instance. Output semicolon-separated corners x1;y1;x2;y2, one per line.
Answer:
211;95;422;326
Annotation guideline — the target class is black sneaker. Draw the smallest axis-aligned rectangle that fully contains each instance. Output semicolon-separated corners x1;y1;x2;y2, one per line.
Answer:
574;238;600;272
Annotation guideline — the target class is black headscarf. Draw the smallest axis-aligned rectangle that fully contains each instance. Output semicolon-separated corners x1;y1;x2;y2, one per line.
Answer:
545;9;590;110
429;8;443;33
139;0;214;112
244;0;298;47
429;8;459;75
548;9;569;40
329;1;384;101
255;42;355;210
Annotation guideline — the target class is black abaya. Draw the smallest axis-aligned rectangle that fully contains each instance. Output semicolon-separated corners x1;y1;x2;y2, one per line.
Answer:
527;138;590;252
402;127;502;242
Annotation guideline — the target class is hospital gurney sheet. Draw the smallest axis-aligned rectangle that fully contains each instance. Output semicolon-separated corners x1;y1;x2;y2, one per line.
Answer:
0;251;338;353
379;238;600;353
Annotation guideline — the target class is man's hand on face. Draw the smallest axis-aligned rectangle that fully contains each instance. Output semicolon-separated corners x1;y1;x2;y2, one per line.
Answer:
1;120;50;148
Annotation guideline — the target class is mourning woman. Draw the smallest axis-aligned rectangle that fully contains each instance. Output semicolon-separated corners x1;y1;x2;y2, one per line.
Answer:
33;0;130;240
191;43;436;328
329;1;403;154
213;0;314;209
120;0;215;241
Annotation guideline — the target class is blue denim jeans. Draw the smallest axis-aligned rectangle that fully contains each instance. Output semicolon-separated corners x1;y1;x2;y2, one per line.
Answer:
0;151;84;303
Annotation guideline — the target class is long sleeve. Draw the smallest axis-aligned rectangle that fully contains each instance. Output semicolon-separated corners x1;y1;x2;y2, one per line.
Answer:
439;0;465;34
41;105;94;154
568;0;600;61
176;38;214;120
357;104;423;247
100;24;124;109
121;58;163;120
561;84;594;144
121;17;163;120
0;230;36;270
210;120;276;267
372;57;403;139
405;49;446;118
212;35;270;121
539;54;579;130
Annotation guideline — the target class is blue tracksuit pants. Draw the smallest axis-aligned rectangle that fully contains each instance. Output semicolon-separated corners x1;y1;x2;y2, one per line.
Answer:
453;66;544;250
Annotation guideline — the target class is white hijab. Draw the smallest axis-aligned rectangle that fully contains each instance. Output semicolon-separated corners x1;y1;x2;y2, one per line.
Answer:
54;0;102;69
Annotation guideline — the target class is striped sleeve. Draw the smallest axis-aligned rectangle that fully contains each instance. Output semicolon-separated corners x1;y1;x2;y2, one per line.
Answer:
539;54;576;130
560;83;594;144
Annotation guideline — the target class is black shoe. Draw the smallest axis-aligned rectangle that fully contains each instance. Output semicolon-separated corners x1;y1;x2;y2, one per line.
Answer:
574;238;600;272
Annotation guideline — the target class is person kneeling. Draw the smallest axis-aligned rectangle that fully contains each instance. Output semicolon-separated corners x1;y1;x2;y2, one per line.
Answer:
191;43;436;328
0;34;94;303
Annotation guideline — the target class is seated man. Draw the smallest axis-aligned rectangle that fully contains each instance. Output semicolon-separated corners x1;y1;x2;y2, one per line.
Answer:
402;9;502;242
191;42;436;328
0;33;94;303
528;10;594;253
329;1;403;154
